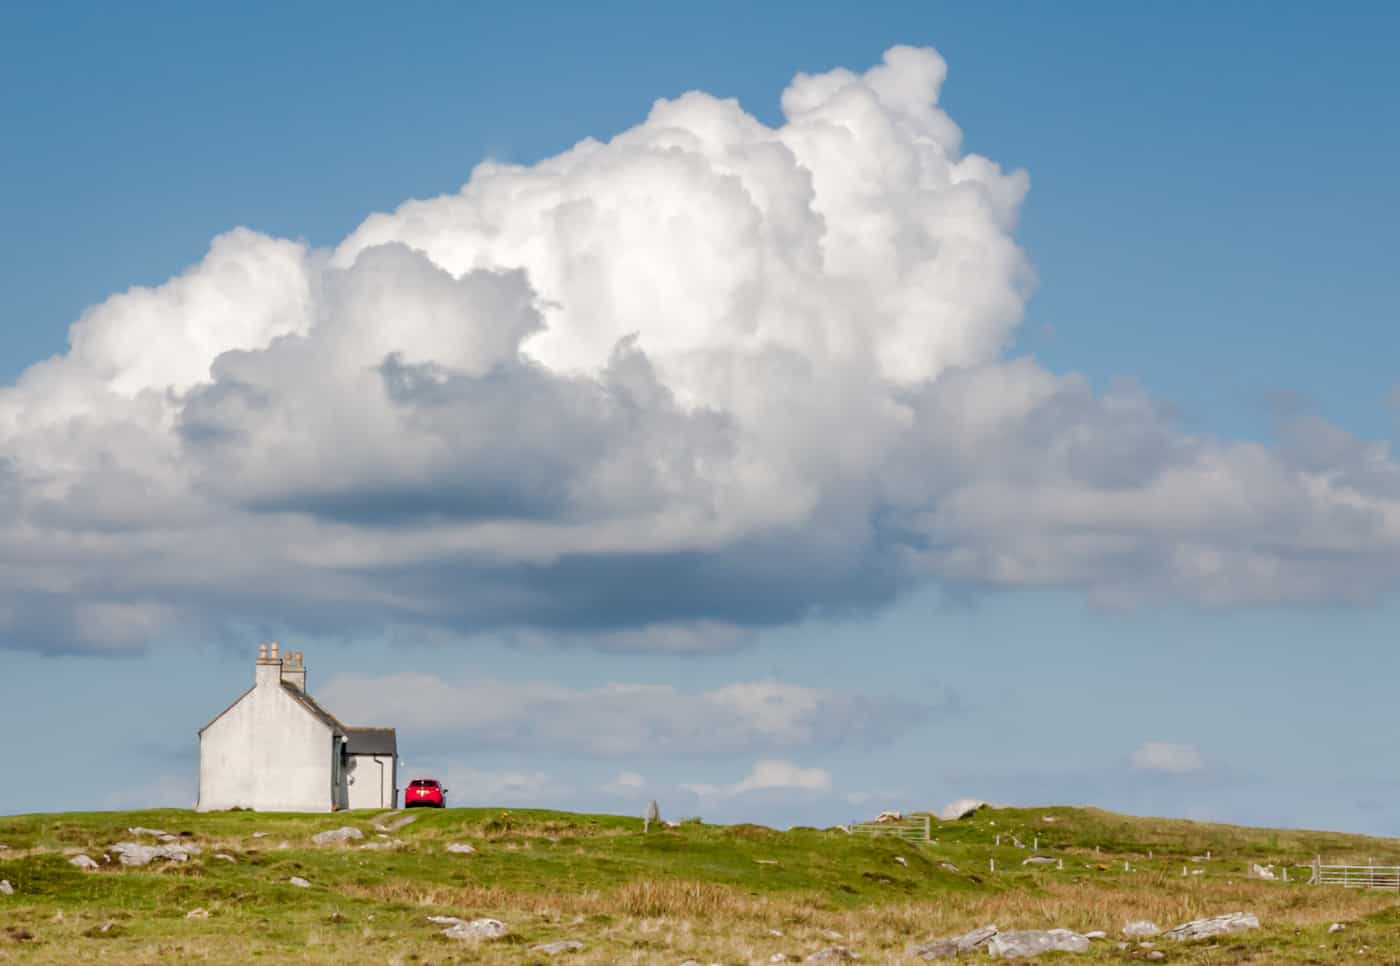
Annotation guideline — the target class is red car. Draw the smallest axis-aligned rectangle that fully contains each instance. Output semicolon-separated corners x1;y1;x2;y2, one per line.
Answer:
406;778;446;808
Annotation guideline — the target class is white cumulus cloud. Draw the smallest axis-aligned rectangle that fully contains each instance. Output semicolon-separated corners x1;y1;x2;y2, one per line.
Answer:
3;45;1400;654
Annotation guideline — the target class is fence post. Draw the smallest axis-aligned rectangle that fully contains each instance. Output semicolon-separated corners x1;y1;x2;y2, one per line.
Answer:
924;815;931;842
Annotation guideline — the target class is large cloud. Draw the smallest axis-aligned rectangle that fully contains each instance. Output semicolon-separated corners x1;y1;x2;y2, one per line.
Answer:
3;46;1400;653
318;673;932;758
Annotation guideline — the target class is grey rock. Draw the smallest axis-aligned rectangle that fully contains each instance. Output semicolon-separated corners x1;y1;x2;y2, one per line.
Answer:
1083;930;1106;940
894;855;908;866
437;916;508;940
939;862;960;873
251;831;268;838
1329;923;1346;934
531;939;584;954
907;938;959;960
288;876;312;888
445;842;477;854
1021;856;1056;865
1146;952;1165;961
1122;920;1161;938
311;827;364;846
358;840;403;850
911;923;998;957
109;841;198;866
70;854;99;870
805;948;859;962
1164;912;1259;941
987;929;1089;958
0;880;13;896
214;853;236;862
185;908;211;920
126;826;167;837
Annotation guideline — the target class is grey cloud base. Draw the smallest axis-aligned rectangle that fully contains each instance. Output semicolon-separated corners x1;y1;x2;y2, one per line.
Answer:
2;46;1400;654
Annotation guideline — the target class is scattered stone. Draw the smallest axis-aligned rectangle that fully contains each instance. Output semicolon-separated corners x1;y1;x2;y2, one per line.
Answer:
288;876;312;888
445;842;477;854
311;827;364;846
214;853;236;862
805;947;859;962
909;925;997;959
251;831;268;838
1123;920;1161;938
939;862;960;873
1329;923;1346;934
440;917;509;940
0;880;13;896
1164;912;1259;941
1146;951;1165;961
371;812;419;833
1022;856;1056;865
1041;816;1058;823
1084;930;1106;940
1250;863;1276;880
770;955;789;964
986;929;1090;958
769;929;785;937
756;859;780;865
1011;837;1025;849
358;840;403;850
531;939;584;954
127;826;167;837
70;854;99;870
894;856;908;866
109;842;198;866
941;798;987;820
821;930;844;940
185;908;211;920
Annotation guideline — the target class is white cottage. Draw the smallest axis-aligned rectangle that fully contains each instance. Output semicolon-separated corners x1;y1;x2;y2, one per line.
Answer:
197;643;399;812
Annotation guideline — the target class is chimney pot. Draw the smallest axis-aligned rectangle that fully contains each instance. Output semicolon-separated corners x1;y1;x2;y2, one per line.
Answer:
270;642;280;659
258;643;268;659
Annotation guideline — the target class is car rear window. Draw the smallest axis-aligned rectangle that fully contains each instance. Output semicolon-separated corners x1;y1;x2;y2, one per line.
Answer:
410;779;438;787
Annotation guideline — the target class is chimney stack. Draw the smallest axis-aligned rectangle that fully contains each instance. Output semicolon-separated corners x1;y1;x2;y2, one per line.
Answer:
255;641;282;688
282;648;307;693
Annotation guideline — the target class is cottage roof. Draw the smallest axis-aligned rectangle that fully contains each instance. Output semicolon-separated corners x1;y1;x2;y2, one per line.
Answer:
345;727;398;756
281;683;348;735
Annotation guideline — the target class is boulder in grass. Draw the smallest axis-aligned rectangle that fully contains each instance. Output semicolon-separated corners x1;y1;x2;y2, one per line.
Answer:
185;908;211;920
986;929;1089;958
531;939;584;954
445;917;509;940
909;925;997;960
805;948;860;962
1164;912;1259;941
1122;920;1161;938
70;854;99;870
288;876;312;888
110;842;198;866
0;880;13;896
445;843;477;854
311;827;364;846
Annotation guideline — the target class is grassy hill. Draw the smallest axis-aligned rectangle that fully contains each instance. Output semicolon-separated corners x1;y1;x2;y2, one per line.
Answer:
2;804;1399;962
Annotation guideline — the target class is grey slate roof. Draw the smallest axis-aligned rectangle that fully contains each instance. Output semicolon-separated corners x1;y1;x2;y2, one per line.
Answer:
345;727;398;756
280;683;349;734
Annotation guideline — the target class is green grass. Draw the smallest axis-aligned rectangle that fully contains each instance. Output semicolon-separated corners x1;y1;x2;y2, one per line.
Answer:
3;804;1400;962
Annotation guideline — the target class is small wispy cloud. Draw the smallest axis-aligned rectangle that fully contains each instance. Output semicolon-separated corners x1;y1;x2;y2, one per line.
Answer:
1130;741;1204;775
683;759;833;799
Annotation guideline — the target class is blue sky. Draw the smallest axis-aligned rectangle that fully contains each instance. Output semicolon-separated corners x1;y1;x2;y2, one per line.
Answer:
2;3;1399;832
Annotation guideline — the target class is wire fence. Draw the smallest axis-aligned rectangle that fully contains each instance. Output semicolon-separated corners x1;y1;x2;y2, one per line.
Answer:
1312;857;1400;891
848;815;931;842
